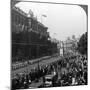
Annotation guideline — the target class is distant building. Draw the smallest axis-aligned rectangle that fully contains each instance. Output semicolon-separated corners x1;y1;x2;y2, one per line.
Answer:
63;36;79;55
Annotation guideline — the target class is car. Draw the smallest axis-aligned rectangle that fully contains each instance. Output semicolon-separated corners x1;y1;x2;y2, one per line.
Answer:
44;72;58;87
29;60;33;64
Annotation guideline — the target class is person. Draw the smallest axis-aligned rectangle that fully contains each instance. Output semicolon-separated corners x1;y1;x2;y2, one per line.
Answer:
43;76;45;83
84;71;87;85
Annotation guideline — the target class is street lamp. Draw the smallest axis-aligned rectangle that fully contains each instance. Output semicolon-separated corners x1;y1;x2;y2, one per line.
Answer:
41;14;47;24
36;15;47;70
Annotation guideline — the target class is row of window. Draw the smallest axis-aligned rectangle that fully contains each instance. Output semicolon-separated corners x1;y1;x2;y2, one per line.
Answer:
12;8;48;37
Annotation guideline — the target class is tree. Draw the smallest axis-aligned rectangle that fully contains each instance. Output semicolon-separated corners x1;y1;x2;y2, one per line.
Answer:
77;32;87;55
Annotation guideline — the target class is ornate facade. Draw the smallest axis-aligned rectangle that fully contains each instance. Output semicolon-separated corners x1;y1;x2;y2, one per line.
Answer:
11;6;58;62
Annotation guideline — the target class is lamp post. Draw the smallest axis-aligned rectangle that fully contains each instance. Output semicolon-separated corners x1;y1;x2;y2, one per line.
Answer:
37;15;47;70
41;14;47;24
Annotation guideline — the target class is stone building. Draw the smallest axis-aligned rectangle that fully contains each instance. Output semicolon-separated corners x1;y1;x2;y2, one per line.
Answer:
11;6;58;62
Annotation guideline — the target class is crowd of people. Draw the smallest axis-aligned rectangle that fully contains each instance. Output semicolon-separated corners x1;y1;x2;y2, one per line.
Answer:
12;61;57;89
11;54;87;89
55;55;87;86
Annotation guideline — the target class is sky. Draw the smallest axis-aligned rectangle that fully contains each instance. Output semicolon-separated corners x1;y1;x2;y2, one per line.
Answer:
15;1;87;41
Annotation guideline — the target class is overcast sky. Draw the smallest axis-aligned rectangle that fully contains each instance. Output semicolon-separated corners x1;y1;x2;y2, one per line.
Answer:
15;2;87;41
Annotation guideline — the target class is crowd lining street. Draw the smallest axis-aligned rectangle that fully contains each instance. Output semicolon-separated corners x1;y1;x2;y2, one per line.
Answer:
12;54;87;89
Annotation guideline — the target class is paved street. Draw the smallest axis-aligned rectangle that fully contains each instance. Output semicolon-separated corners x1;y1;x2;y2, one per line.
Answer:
12;55;61;78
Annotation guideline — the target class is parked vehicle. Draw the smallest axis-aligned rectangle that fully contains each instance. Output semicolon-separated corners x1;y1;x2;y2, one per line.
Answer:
44;72;58;87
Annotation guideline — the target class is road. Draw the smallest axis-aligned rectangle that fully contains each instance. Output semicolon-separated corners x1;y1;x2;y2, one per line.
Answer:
12;56;61;78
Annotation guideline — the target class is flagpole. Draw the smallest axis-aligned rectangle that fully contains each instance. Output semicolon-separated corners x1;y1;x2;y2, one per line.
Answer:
41;15;42;23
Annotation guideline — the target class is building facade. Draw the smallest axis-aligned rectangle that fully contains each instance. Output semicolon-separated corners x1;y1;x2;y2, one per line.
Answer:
63;36;79;55
11;6;58;62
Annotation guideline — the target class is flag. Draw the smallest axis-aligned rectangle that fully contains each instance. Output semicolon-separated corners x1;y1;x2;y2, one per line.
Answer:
42;15;47;17
28;9;34;17
35;16;37;20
